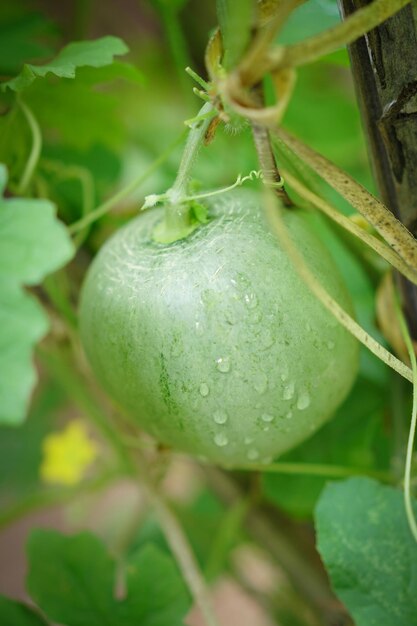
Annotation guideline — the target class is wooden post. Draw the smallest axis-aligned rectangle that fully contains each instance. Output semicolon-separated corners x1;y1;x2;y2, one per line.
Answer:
339;0;417;335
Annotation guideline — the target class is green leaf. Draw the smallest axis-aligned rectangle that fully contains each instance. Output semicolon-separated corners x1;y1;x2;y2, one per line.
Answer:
315;477;417;626
27;530;190;626
0;198;73;285
119;543;190;626
0;595;49;626
0;167;74;424
2;36;129;92
0;281;48;425
190;201;209;224
27;531;115;626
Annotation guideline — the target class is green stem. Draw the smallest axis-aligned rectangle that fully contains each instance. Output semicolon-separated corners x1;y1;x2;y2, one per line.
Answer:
146;482;222;626
270;0;411;72
205;497;250;580
152;103;215;242
17;99;42;194
68;129;187;235
239;461;392;481
168;102;214;201
393;292;417;543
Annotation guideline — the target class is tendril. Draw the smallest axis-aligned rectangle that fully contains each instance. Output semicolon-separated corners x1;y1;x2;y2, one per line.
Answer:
141;170;285;210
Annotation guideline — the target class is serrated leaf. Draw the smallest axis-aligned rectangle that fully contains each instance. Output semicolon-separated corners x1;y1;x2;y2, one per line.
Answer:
2;36;129;92
0;595;49;626
73;62;144;86
0;281;48;425
27;531;115;626
0;167;74;424
119;544;190;626
27;530;190;626
0;197;73;285
315;477;417;626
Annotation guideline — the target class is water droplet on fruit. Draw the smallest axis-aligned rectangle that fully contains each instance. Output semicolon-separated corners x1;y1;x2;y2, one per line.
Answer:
195;321;204;336
263;426;270;432
247;448;259;461
244;292;258;309
253;372;268;394
261;413;274;423
286;411;293;419
327;340;335;350
213;409;228;424
280;369;288;382
199;383;209;397
297;390;310;410
216;356;231;373
244;436;253;445
283;381;295;400
214;432;228;447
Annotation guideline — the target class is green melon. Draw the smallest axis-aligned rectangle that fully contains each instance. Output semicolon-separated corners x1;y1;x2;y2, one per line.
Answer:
79;191;358;466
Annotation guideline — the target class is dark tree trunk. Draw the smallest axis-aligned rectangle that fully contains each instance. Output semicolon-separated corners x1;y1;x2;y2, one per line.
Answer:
339;0;417;336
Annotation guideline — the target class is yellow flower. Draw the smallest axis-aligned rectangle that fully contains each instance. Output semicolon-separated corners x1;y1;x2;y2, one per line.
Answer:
40;419;98;486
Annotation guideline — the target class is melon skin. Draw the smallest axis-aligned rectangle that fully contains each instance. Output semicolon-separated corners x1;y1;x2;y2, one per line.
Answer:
79;191;358;466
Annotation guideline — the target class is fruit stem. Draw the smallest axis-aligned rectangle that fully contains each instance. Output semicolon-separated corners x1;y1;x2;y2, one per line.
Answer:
154;103;215;242
146;481;223;626
168;102;215;202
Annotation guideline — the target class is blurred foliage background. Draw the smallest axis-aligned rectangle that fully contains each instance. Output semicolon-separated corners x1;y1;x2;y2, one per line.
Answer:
0;1;413;624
